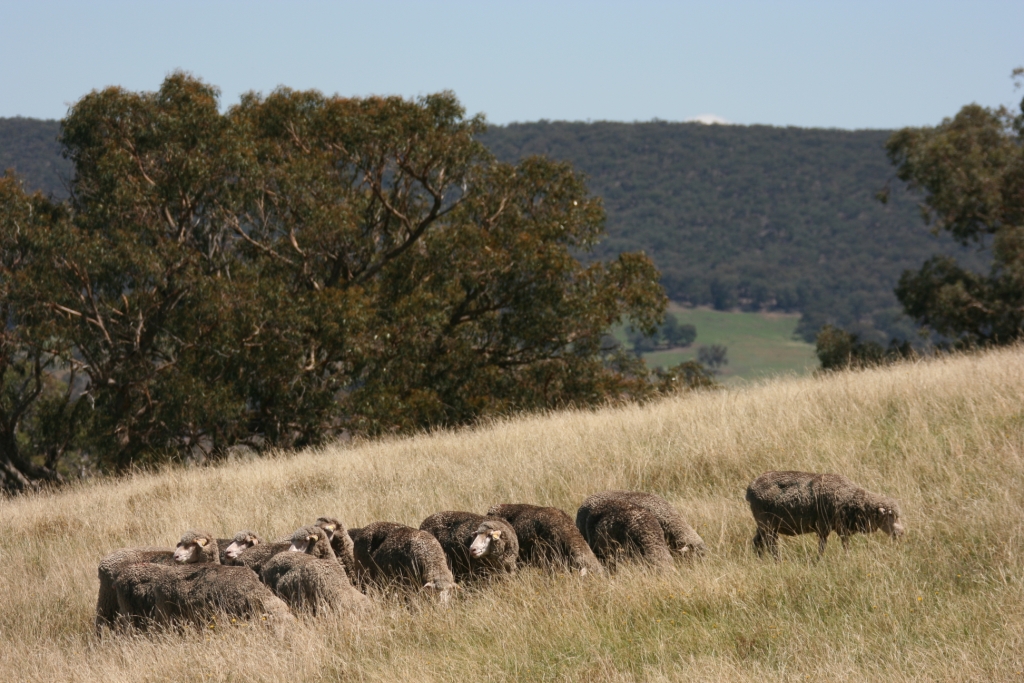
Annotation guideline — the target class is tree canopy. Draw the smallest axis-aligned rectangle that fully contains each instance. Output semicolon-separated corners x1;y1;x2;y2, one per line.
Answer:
885;69;1024;347
0;74;680;494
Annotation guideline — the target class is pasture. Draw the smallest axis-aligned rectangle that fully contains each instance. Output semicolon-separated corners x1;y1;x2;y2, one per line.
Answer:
1;347;1022;681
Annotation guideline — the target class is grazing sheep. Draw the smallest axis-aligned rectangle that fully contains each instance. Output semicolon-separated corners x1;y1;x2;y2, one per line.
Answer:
261;526;368;615
578;491;706;557
96;547;174;632
114;562;294;630
487;503;603;576
235;539;293;578
315;516;358;585
419;511;518;581
577;501;672;568
746;470;905;559
96;530;222;631
350;521;456;597
218;530;262;565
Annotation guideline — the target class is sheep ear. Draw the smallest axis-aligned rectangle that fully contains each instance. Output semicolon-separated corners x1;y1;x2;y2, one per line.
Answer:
492;530;502;539
197;538;208;547
878;507;886;514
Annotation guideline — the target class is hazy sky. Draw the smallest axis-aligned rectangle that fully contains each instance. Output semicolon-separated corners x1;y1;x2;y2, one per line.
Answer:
1;1;1021;129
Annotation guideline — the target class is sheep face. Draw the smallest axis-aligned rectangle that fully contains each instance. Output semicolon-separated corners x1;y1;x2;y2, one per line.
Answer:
224;532;260;561
874;506;905;539
315;517;340;541
469;525;504;559
174;532;214;563
289;532;320;554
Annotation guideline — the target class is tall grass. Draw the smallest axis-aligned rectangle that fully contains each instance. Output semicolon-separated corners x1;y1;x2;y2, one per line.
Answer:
2;348;1023;682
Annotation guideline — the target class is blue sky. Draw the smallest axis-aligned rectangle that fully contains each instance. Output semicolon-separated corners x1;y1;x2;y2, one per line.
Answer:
1;1;1021;129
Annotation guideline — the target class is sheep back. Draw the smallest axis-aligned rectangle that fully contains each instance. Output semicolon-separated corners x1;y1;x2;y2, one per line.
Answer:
746;471;905;555
487;503;603;576
419;511;518;581
350;521;455;593
97;547;174;631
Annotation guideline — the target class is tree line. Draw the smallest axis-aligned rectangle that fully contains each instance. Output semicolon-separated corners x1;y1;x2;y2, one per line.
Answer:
817;69;1024;368
0;74;713;494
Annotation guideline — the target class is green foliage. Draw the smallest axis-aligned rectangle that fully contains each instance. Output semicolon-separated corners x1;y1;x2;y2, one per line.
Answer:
885;76;1024;347
628;312;696;354
0;75;680;491
697;344;728;372
814;324;913;371
479;122;986;343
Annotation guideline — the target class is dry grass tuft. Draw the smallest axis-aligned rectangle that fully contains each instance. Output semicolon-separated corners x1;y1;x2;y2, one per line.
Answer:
2;348;1024;681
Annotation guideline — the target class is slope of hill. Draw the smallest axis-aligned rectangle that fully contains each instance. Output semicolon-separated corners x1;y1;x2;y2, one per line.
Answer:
2;347;1022;681
480;121;987;342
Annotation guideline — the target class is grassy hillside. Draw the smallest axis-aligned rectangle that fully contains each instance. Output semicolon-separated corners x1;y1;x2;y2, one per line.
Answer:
637;306;817;382
2;347;1023;681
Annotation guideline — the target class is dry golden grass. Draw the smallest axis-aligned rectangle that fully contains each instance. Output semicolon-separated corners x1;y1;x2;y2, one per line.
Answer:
2;347;1024;682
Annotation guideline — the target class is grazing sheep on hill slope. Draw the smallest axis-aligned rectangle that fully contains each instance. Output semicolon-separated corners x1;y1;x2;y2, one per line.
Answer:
96;546;174;632
315;516;358;585
261;526;367;615
349;521;456;597
96;529;221;631
746;470;905;558
579;490;706;558
114;562;294;630
487;503;603;576
419;511;518;581
577;499;671;569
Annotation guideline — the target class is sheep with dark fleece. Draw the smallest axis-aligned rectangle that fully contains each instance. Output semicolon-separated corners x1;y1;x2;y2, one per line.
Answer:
419;511;518;581
746;470;905;559
349;521;456;597
487;503;603;576
96;546;174;632
114;562;294;630
576;491;705;569
576;500;672;568
261;526;368;615
315;516;358;585
96;530;221;631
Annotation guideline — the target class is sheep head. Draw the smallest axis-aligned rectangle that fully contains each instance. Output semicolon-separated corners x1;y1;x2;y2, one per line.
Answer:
174;530;219;564
224;530;261;561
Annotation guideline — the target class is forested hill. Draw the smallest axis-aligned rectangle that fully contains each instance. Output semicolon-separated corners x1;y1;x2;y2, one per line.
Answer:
1;116;985;342
0;117;66;198
480;121;985;342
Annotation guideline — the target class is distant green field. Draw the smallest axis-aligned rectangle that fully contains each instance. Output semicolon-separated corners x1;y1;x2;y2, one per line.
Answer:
629;306;818;383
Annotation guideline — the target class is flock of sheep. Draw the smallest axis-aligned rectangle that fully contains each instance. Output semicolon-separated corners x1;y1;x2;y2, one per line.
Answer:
95;470;905;633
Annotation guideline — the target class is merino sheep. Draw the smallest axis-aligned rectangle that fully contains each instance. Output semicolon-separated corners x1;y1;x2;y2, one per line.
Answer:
114;562;294;630
746;470;905;558
218;530;262;565
96;547;174;632
96;530;222;631
315;516;358;585
235;539;292;578
581;493;708;565
349;521;456;597
419;511;518;581
577;501;672;568
487;503;603;576
261;526;368;615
